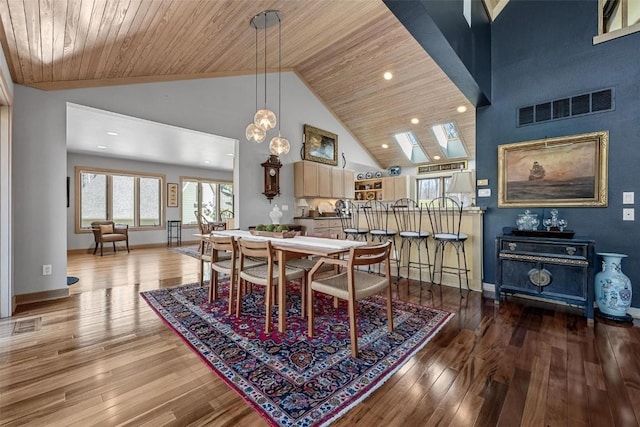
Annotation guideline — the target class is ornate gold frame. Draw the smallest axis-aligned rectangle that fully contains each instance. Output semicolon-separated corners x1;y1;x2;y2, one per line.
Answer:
498;131;608;207
303;124;338;166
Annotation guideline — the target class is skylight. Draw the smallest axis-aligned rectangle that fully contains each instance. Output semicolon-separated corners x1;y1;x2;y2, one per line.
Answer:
393;131;429;163
432;122;468;159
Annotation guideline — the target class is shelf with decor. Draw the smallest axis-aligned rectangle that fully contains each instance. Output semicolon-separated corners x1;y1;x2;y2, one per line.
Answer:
354;176;407;201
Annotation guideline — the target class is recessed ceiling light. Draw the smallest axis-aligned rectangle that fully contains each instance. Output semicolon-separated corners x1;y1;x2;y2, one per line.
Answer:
383;71;393;80
97;145;107;149
381;144;389;149
106;131;118;136
411;118;419;124
204;160;210;164
433;155;441;160
226;153;234;156
457;106;467;113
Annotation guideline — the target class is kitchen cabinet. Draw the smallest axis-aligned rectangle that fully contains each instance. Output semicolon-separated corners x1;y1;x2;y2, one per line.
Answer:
294;161;353;199
294;218;343;238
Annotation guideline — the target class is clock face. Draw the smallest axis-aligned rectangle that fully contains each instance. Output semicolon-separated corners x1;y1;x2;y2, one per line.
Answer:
269;168;276;177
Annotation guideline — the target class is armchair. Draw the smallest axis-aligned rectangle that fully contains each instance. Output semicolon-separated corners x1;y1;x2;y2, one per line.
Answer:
91;221;130;256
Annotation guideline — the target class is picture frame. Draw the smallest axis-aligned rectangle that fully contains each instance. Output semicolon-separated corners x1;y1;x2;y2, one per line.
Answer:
303;124;338;166
498;131;608;208
167;183;178;207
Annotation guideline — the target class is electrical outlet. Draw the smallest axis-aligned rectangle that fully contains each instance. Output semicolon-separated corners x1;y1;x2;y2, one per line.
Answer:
282;205;289;211
42;264;52;275
478;188;491;197
623;208;634;221
623;192;634;204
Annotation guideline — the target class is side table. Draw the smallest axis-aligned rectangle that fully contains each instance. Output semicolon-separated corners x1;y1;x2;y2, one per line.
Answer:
168;220;182;246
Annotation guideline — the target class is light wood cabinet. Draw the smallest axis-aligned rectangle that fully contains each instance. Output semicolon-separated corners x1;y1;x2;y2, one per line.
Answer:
318;164;331;197
294;218;343;238
294;161;354;199
343;170;355;199
294;162;318;198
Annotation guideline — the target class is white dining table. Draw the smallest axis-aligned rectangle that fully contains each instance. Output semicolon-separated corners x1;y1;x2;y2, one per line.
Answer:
200;229;367;332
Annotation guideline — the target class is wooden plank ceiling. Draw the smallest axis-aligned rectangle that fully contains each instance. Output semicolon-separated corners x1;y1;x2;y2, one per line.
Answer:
0;0;492;170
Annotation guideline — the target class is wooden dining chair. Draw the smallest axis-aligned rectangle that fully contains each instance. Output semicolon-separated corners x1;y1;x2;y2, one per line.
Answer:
285;232;340;316
198;222;228;287
236;238;306;333
208;235;265;314
307;240;393;357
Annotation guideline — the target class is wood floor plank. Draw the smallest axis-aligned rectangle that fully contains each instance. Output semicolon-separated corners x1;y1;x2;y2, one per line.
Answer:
0;247;637;426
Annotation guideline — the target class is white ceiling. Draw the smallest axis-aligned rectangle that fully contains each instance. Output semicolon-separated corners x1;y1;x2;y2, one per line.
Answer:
66;103;236;171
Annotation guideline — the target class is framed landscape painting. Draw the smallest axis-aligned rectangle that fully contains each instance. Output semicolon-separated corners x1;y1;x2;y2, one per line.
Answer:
498;131;608;207
303;124;338;166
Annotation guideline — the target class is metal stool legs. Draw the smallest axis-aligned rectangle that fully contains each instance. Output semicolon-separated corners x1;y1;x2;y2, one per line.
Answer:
432;239;469;294
397;235;431;288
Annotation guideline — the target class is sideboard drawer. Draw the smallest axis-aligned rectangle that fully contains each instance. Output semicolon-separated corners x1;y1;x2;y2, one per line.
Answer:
500;239;588;259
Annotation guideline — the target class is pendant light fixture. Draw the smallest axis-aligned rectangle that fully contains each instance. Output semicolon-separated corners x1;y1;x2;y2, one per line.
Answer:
269;12;290;156
245;23;266;143
253;13;276;131
245;10;289;156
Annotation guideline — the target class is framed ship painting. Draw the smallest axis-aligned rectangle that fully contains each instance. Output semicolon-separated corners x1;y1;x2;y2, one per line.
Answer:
498;131;608;207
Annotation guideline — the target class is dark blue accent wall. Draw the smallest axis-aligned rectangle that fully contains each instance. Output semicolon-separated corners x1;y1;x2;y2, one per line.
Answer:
477;0;640;307
384;0;492;106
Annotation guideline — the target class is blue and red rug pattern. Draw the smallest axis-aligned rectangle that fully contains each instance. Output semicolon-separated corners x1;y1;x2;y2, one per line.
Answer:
141;281;452;426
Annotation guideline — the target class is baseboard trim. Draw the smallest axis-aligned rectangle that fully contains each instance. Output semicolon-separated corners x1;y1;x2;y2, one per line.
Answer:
482;282;639;320
67;240;201;255
15;288;69;306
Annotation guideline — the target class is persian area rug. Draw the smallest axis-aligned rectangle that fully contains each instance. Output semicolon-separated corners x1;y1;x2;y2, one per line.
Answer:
141;281;453;427
170;245;200;259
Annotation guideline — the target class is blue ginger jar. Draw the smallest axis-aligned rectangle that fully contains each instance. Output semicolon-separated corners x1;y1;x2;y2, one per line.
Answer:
594;253;632;317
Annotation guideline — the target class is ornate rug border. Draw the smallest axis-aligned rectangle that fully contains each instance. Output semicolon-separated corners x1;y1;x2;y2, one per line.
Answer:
141;283;454;427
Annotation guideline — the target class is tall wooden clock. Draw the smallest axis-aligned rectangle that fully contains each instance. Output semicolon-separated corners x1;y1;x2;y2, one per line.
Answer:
261;155;282;202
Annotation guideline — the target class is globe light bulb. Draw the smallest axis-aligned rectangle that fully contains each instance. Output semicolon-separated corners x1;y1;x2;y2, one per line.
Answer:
245;123;266;143
254;109;277;130
269;135;290;155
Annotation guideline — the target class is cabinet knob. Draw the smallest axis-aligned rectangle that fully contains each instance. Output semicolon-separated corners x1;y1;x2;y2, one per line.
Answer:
508;242;517;251
566;246;576;255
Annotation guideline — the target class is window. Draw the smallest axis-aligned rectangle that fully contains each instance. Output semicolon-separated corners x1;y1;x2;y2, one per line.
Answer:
392;131;429;163
76;167;163;231
595;0;640;43
181;178;234;226
431;122;468;159
417;175;453;206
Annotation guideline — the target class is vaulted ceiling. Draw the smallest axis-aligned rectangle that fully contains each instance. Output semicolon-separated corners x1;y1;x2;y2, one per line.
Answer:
0;0;504;170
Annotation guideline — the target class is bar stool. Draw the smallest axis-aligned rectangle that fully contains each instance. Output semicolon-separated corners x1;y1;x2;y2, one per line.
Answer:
392;198;431;288
425;197;469;294
362;200;397;274
336;200;368;240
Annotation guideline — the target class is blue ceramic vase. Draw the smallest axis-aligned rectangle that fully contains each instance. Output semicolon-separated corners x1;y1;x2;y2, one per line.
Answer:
594;253;632;317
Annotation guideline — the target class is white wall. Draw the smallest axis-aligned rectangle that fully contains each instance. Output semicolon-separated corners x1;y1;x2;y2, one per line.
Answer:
67;153;233;250
0;45;13;317
12;72;378;296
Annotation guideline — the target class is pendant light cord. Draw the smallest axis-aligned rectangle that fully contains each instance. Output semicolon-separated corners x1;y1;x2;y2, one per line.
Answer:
263;12;268;109
277;14;282;133
254;24;258;112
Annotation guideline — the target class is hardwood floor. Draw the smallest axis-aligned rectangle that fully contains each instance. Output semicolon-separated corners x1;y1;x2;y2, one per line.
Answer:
1;247;639;426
